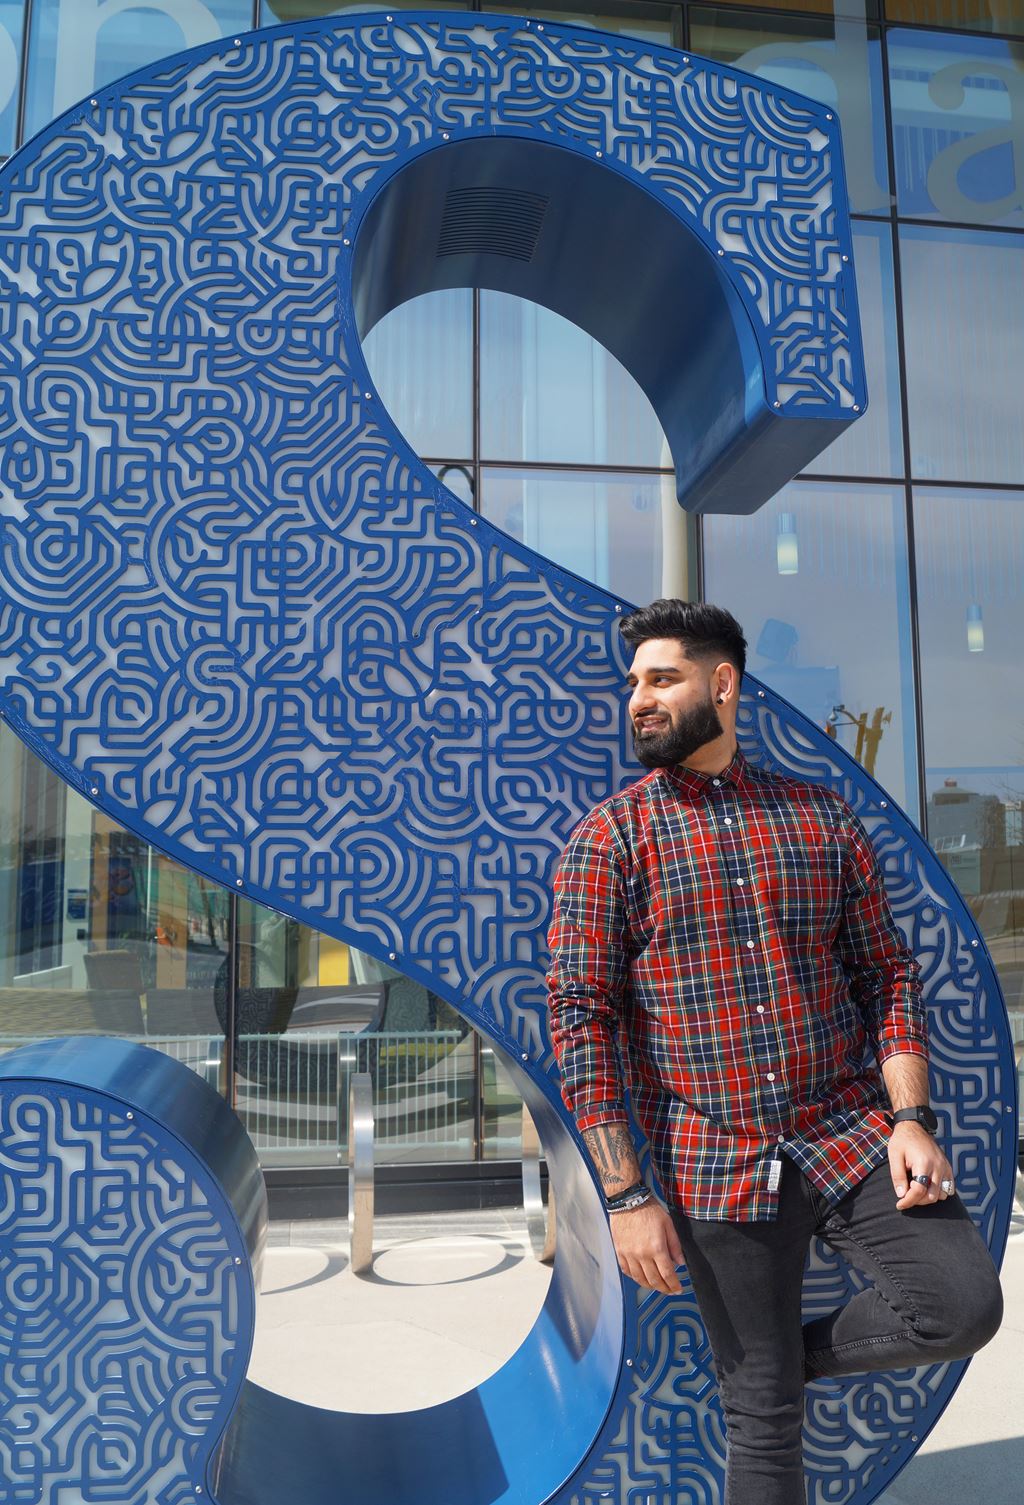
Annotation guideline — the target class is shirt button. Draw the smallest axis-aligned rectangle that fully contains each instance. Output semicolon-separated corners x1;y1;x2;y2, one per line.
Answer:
736;877;745;886
756;1004;766;1014
712;778;721;786
766;1072;776;1082
723;817;733;825
746;939;755;949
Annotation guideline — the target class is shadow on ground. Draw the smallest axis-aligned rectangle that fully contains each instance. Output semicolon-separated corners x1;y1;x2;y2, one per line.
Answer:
882;1434;1024;1504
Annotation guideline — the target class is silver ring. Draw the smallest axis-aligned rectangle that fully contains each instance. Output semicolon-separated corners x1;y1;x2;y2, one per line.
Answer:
941;1179;954;1195
913;1174;931;1186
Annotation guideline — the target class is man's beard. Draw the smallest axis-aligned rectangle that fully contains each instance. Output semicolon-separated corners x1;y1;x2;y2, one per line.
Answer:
632;693;723;769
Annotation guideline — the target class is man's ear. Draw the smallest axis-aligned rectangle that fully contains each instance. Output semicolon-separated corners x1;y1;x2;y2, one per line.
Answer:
713;663;737;705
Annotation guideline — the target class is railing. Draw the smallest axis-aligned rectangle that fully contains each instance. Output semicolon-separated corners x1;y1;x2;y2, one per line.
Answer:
0;1032;222;1086
0;1029;475;1166
231;1029;473;1165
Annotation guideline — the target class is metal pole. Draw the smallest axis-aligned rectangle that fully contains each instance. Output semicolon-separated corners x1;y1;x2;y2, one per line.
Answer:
521;1103;556;1264
472;1028;484;1157
348;1071;375;1275
224;890;239;1107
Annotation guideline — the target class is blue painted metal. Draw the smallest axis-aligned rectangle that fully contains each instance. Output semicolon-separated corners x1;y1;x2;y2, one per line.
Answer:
349;129;862;514
221;1069;623;1505
0;1036;263;1504
0;13;1012;1505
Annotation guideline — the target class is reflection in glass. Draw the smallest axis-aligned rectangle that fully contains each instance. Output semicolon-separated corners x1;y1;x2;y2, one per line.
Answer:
884;0;1024;40
24;0;251;140
0;4;22;155
229;902;475;1166
362;289;473;462
486;0;676;46
482;1046;531;1161
693;0;879;15
689;7;890;214
901;225;1024;485
0;726;226;1081
777;512;800;574
966;600;985;652
889;29;1024;229
432;463;474;506
914;487;1024;1043
480;292;669;468
481;468;695;607
225;912;532;1168
805;221;904;478
704;482;918;815
259;0;468;20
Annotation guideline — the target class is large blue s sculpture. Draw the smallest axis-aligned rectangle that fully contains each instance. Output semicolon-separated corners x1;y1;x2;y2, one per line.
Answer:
0;13;1014;1505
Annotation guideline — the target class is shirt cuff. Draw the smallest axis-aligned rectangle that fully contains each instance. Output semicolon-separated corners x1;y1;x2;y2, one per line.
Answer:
875;1034;929;1066
572;1103;631;1133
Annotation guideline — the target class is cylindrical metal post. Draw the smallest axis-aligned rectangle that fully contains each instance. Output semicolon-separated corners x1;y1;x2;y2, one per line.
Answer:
521;1103;556;1264
224;890;239;1108
348;1071;375;1275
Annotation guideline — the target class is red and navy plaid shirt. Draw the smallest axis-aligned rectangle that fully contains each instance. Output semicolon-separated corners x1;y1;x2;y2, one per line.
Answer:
547;748;926;1221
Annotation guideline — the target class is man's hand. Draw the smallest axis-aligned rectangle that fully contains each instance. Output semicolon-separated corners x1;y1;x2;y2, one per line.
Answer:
608;1200;685;1294
888;1123;955;1210
579;1124;683;1290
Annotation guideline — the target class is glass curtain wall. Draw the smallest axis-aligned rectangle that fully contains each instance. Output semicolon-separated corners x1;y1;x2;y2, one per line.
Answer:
687;0;1024;1093
0;0;1021;1156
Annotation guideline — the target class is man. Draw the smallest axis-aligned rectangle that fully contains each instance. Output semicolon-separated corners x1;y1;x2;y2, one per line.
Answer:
547;599;1002;1505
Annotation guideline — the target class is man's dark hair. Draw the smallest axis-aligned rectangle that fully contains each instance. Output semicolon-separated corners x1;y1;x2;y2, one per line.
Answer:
618;599;747;681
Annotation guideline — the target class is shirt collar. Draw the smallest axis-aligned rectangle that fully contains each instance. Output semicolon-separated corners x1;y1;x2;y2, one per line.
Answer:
660;746;747;800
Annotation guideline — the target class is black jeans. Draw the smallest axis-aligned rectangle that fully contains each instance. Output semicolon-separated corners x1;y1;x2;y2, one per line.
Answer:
670;1156;1003;1505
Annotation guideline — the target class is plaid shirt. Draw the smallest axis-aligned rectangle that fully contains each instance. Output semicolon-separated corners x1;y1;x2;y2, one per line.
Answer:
547;748;926;1221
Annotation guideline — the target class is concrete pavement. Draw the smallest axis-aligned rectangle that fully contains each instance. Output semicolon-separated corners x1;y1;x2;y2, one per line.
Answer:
249;1206;553;1412
250;1196;1024;1498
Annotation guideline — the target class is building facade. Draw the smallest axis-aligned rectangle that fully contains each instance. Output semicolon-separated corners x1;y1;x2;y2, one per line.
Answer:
0;0;1020;1176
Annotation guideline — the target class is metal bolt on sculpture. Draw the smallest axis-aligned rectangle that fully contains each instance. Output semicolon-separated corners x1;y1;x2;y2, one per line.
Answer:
0;13;1014;1505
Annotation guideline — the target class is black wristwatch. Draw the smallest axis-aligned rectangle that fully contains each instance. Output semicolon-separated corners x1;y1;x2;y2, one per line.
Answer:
890;1105;939;1135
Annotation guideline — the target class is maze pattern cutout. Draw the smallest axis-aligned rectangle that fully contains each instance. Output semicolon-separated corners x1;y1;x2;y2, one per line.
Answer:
0;1084;249;1505
0;15;1011;1505
0;11;858;1065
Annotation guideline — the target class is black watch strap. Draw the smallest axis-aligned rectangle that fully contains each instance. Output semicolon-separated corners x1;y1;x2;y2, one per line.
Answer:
890;1105;938;1135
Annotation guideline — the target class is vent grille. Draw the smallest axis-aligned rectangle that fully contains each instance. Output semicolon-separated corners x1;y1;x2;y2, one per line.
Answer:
437;187;549;261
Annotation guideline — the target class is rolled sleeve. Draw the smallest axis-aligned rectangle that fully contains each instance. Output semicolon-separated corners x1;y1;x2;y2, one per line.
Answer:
547;812;632;1132
836;807;927;1063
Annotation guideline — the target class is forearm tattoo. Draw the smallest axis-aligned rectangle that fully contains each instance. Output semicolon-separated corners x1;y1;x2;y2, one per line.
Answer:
583;1123;642;1195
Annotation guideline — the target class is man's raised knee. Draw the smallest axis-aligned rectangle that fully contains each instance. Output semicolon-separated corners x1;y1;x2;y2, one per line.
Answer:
927;1263;1003;1362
